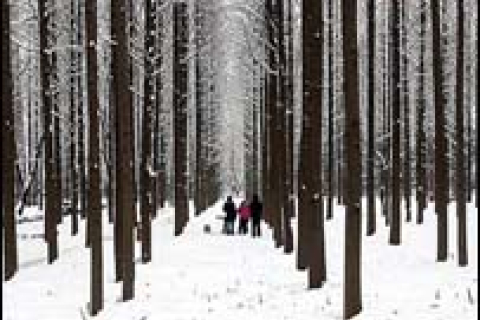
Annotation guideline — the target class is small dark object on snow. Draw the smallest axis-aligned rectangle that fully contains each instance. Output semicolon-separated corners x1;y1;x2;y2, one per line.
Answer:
203;224;211;233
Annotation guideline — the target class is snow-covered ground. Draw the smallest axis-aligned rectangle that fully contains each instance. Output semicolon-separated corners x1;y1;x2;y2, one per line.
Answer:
3;198;478;320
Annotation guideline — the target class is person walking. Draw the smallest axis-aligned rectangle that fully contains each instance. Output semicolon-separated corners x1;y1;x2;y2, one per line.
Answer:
249;194;263;237
222;196;237;235
237;200;251;234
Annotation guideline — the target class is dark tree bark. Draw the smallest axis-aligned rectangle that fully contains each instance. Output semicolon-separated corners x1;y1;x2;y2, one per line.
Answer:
194;0;203;216
432;0;448;262
85;0;103;314
140;0;154;263
39;0;59;264
70;0;79;235
326;0;335;221
77;0;87;220
455;0;467;267
283;0;294;254
366;0;376;235
173;2;189;236
300;0;326;288
112;0;135;300
389;0;401;245
2;0;18;281
343;0;363;317
401;0;411;223
416;0;427;224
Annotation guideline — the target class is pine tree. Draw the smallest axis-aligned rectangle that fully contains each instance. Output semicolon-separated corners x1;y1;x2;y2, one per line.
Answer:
85;0;103;313
173;1;189;236
343;0;363;317
300;0;326;288
455;0;467;267
112;0;135;299
432;0;448;262
389;0;401;245
366;0;376;235
2;0;18;281
39;0;59;264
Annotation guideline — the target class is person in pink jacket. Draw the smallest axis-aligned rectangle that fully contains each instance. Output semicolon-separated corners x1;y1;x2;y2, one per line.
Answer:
237;200;251;234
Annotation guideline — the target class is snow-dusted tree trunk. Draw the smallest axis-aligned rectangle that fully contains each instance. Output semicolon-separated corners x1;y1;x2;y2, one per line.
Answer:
432;0;448;262
173;1;189;236
2;0;18;281
85;0;103;313
343;0;363;317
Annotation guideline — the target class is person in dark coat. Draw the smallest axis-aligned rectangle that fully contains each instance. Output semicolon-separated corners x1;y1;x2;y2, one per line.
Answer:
237;200;251;234
222;196;237;235
249;194;263;237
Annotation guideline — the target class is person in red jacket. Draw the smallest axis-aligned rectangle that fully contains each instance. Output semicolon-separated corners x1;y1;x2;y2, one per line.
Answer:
237;200;251;235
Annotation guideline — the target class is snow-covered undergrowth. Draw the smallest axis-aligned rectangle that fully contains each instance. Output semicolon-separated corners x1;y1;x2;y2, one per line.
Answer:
3;198;478;320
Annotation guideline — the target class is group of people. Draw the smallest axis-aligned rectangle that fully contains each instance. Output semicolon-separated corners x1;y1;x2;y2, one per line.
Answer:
222;194;263;237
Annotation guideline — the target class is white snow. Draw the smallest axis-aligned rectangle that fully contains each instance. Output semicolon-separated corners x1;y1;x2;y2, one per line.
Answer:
3;198;478;320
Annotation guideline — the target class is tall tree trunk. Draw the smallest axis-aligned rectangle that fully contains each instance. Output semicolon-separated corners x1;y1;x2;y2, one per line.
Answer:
194;0;203;216
455;0;467;267
173;2;189;236
2;0;18;281
70;0;79;235
283;0;294;254
300;0;326;288
39;0;59;264
326;0;335;221
401;0;411;223
85;0;103;314
77;0;87;220
366;0;376;235
432;0;448;262
112;0;135;300
416;0;427;224
140;0;154;263
389;0;401;245
343;0;363;317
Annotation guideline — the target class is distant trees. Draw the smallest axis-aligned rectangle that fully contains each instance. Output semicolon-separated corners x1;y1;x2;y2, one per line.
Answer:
2;0;477;317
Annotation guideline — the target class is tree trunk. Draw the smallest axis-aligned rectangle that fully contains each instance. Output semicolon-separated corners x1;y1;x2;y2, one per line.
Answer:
140;0;154;263
432;0;448;262
85;0;103;313
401;0;411;223
343;0;363;317
366;0;376;235
39;0;59;264
416;0;427;224
2;0;18;281
389;0;401;245
455;0;467;267
173;2;189;236
112;0;135;300
300;0;326;288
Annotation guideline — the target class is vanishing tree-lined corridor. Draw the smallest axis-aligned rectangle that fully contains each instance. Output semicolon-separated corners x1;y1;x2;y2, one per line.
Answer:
2;0;478;319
